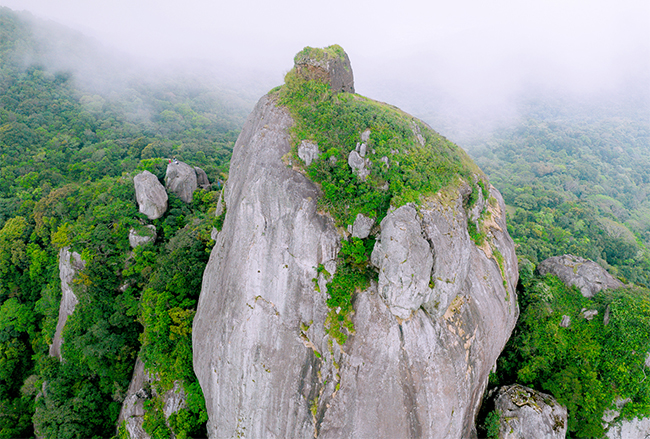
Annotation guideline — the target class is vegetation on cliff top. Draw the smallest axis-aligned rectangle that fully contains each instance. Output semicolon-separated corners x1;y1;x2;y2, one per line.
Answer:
276;45;487;344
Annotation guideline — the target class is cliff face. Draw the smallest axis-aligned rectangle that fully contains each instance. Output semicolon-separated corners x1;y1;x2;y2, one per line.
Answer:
193;47;518;438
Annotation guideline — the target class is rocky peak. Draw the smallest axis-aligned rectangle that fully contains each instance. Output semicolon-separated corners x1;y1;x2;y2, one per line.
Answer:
293;45;355;93
193;47;518;439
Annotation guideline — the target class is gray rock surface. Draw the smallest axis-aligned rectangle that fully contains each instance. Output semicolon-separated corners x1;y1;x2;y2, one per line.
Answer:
165;161;198;203
128;225;157;248
350;213;375;239
294;46;354;93
49;247;85;359
494;384;568;439
133;171;168;220
194;166;211;189
581;308;599;321
117;358;150;439
538;254;624;298
193;93;519;438
560;315;571;327
348;150;371;179
117;357;187;439
606;416;650;439
298;140;320;166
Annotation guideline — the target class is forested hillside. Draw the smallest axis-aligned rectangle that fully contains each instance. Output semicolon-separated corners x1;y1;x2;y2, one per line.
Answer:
0;7;251;438
469;98;650;437
1;4;650;439
470;100;650;285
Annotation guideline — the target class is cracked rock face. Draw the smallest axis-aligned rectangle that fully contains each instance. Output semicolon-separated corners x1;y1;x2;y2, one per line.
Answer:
134;170;168;220
49;247;85;359
495;384;568;439
165;161;198;203
538;254;624;298
193;94;518;438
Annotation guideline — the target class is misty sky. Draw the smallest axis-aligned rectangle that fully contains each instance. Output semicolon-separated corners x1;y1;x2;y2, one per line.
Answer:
2;0;649;139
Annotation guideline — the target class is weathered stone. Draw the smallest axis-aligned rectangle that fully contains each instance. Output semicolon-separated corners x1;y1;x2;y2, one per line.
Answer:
348;150;371;179
560;315;571;327
128;225;157;248
604;304;611;325
49;247;86;359
133;170;168;220
117;358;150;439
494;384;568;439
605;398;650;438
581;308;599;321
298;140;320;166
538;254;624;298
294;45;354;93
361;128;371;142
194;166;211;189
606;417;650;439
351;213;375;239
117;358;187;439
193;92;519;439
165;161;198;203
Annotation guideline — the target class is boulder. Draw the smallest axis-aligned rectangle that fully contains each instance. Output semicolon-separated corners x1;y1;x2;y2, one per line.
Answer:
294;44;354;93
348;150;371;179
298;140;320;166
494;384;568;439
49;247;86;359
350;213;375;239
165;161;198;203
538;254;624;298
134;171;168;220
128;225;157;248
194;166;211;189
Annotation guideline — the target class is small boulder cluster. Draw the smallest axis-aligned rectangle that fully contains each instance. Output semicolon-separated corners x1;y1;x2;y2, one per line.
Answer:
131;160;212;247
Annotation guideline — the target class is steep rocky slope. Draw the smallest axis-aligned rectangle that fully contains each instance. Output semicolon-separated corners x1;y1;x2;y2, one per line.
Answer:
193;46;519;438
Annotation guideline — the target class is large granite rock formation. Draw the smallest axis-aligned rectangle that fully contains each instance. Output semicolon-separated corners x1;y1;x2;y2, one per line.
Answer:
133;170;168;220
49;247;85;359
193;48;518;439
294;45;354;93
538;254;624;298
166;161;198;203
494;384;568;439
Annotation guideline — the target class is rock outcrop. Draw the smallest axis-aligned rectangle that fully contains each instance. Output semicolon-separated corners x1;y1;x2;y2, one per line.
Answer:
49;247;85;359
134;170;168;220
128;225;157;248
165;161;198;203
606;417;650;439
193;47;518;439
538;254;624;298
117;357;187;439
603;398;650;439
494;384;568;439
294;45;354;93
194;166;211;189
